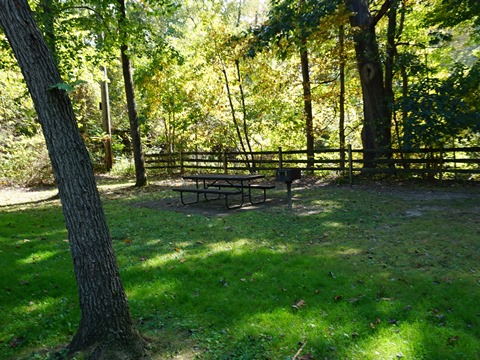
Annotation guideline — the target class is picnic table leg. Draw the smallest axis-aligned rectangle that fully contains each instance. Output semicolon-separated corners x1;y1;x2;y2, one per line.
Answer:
179;191;200;205
248;187;268;205
225;192;243;209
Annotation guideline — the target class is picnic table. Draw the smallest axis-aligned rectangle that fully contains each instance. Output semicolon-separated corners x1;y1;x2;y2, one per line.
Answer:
172;174;275;209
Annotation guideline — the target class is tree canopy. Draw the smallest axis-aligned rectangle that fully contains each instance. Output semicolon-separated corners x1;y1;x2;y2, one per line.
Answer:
1;0;479;183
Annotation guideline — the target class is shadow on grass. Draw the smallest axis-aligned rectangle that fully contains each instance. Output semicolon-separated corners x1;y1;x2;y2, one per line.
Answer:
1;184;479;359
117;186;480;359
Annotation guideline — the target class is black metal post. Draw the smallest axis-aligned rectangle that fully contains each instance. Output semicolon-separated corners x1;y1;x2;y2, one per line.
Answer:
286;181;292;210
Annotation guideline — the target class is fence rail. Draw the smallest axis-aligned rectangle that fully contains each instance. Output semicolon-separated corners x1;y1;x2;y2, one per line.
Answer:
145;146;480;182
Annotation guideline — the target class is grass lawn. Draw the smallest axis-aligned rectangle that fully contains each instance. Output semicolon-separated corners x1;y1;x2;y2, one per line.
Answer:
0;177;479;359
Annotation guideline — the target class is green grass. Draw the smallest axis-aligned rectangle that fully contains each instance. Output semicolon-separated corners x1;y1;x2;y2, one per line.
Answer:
1;179;479;359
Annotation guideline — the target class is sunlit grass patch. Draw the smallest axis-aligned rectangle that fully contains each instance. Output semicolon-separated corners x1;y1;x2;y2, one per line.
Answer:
1;181;479;359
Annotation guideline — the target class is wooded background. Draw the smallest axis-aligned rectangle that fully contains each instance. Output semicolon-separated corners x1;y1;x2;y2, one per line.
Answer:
1;0;479;185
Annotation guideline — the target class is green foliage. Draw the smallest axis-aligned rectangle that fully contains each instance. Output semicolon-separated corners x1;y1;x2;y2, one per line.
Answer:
48;80;87;94
0;133;54;187
400;63;480;148
250;0;341;57
425;0;480;30
2;0;479;179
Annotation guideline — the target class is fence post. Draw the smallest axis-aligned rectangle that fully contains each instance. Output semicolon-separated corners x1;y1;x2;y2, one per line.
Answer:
278;147;283;169
439;144;444;181
180;151;184;175
348;144;353;185
223;150;228;174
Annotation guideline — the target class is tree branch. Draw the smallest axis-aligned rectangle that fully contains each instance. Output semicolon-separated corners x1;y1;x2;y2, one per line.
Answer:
371;0;392;27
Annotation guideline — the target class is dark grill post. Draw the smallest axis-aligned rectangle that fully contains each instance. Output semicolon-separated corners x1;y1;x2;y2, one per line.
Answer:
275;168;302;210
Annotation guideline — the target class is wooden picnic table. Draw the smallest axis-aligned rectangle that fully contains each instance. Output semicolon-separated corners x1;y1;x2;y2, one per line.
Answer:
172;174;274;209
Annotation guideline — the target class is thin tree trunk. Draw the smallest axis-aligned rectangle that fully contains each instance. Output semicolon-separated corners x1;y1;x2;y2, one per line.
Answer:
298;0;315;173
235;59;256;172
0;1;146;358
300;44;315;172
339;25;346;169
100;65;113;171
222;66;251;170
118;0;147;187
384;0;397;168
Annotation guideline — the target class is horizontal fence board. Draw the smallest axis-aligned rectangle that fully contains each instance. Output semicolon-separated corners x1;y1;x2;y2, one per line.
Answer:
144;146;479;181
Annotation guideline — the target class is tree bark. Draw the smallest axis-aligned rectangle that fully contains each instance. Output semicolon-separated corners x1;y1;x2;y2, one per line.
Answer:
235;59;256;172
339;25;346;169
345;0;391;167
222;65;251;171
118;0;147;187
298;0;315;172
385;0;397;137
0;1;146;358
37;0;58;64
101;65;114;172
300;44;315;172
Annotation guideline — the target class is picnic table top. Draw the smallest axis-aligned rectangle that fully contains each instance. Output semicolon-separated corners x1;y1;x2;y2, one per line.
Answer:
183;174;265;181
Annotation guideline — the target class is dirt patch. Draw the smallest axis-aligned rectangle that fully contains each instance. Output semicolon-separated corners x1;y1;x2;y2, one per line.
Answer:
131;196;287;217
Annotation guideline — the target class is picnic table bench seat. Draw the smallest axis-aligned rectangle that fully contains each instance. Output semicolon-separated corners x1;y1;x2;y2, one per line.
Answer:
172;187;243;209
208;183;275;205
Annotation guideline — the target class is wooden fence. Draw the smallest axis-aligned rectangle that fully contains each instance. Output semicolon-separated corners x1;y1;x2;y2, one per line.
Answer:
145;146;480;182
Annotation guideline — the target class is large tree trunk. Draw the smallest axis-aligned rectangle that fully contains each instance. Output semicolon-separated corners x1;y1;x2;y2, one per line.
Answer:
118;0;147;187
345;0;391;167
0;1;146;358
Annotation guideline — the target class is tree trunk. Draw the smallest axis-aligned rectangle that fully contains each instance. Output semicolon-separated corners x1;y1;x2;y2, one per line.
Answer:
339;25;346;169
118;0;147;187
385;0;397;138
0;1;146;358
37;0;58;64
235;59;256;172
101;65;114;172
300;44;315;172
345;0;391;168
222;65;251;171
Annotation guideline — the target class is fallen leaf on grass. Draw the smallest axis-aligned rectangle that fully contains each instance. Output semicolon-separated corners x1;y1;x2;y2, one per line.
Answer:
9;336;25;348
447;336;459;345
123;238;132;244
347;294;365;303
292;300;306;310
298;355;314;360
370;318;381;329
